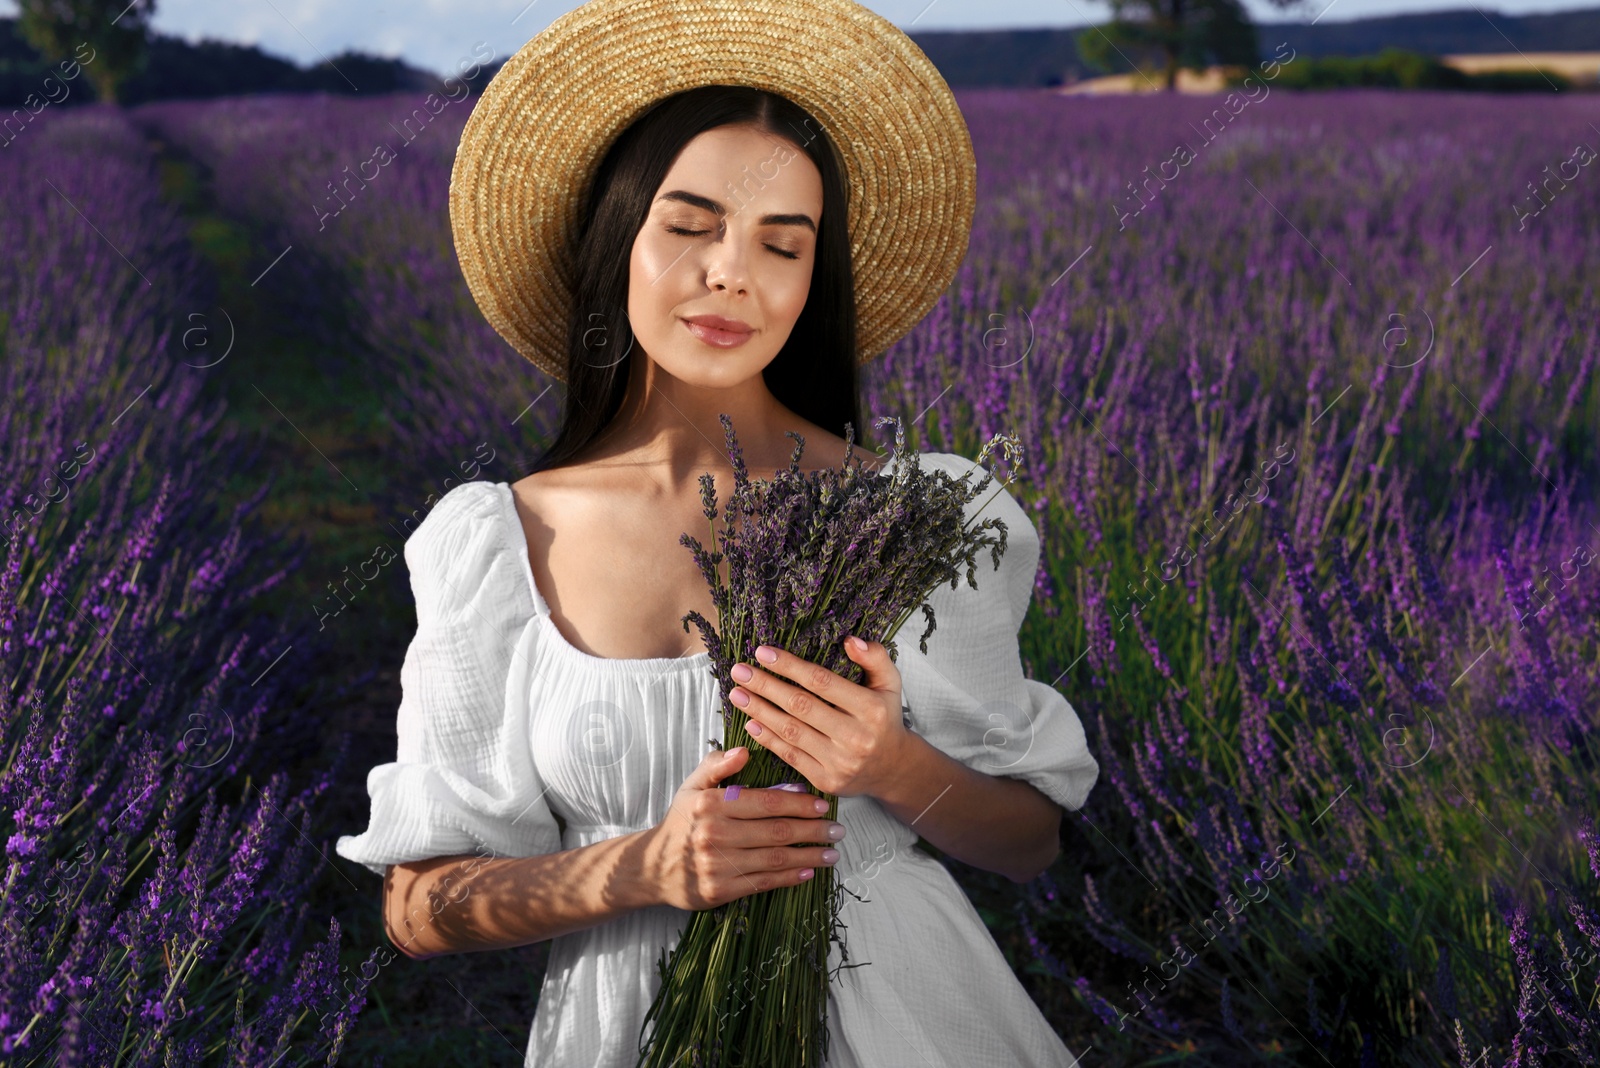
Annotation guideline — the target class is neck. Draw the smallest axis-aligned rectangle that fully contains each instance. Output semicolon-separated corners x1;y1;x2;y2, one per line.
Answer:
586;356;799;486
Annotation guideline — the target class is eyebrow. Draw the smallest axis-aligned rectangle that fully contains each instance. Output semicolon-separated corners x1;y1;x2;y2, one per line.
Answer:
656;190;816;233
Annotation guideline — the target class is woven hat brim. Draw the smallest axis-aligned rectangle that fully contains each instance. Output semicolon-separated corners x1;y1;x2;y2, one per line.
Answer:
449;0;977;384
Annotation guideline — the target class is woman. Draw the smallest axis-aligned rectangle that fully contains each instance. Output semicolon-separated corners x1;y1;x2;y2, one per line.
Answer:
336;0;1100;1063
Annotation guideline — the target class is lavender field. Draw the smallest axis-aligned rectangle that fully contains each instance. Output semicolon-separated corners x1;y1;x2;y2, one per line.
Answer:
4;85;1597;1066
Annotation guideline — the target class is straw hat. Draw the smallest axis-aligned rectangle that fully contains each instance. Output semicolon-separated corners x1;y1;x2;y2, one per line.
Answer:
448;0;977;384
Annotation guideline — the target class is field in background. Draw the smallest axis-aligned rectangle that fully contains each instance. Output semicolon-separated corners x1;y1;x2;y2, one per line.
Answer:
6;85;1597;1065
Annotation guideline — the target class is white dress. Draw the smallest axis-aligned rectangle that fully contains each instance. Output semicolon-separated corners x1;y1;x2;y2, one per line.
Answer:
336;450;1100;1067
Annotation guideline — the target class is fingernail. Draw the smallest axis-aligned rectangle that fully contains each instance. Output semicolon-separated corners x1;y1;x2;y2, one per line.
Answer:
755;646;778;664
747;721;762;736
731;663;753;682
846;636;866;653
813;799;829;813
798;868;815;879
821;849;839;864
826;823;846;841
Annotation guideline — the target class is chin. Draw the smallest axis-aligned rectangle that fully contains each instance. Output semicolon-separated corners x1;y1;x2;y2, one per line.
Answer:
660;348;771;377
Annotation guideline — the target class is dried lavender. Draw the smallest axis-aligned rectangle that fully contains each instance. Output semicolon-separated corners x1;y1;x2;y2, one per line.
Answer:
634;415;1018;1068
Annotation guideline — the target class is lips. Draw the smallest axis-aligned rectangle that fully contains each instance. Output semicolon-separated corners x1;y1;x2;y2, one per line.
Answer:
682;314;753;334
682;314;754;348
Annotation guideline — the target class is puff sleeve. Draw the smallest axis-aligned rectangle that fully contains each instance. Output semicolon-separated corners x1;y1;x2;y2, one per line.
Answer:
335;481;564;877
889;452;1100;814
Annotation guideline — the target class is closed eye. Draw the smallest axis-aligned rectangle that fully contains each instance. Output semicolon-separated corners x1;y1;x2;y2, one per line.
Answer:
664;225;801;260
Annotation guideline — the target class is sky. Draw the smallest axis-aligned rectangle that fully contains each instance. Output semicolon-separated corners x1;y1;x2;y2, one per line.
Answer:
1;0;1593;78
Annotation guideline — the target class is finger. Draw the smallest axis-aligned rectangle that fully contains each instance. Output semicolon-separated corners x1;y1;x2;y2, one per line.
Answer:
742;840;840;875
739;698;826;786
726;806;843;849
770;815;847;847
748;644;872;714
841;635;901;697
688;745;747;791
732;664;845;739
720;777;806;799
726;781;830;818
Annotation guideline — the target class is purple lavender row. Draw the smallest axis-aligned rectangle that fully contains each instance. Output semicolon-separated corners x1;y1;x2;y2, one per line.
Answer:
2;104;373;1066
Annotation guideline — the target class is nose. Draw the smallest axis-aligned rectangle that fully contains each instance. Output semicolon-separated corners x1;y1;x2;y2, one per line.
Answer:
703;221;750;296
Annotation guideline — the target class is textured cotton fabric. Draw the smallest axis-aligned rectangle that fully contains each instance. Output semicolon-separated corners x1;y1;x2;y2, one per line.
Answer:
336;450;1100;1066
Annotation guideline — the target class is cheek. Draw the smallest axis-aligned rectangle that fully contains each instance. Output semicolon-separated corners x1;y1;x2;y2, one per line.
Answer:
630;233;661;280
769;262;814;324
628;237;680;323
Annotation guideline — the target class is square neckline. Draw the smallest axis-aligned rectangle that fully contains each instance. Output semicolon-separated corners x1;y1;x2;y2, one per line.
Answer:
490;481;712;672
483;450;966;673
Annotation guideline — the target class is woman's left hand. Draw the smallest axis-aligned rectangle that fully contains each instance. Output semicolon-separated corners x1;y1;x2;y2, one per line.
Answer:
727;636;910;800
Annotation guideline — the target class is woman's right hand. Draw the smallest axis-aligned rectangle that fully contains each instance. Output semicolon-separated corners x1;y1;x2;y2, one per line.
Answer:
645;745;847;911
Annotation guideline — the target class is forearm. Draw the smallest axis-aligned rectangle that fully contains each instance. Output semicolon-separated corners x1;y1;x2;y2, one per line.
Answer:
872;733;1062;883
384;828;662;959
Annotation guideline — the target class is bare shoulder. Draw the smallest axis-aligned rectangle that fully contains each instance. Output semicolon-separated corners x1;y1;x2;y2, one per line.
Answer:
510;456;639;500
505;462;616;549
509;463;573;508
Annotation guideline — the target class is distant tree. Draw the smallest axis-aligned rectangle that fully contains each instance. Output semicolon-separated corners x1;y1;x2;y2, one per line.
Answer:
16;0;156;104
1077;0;1302;91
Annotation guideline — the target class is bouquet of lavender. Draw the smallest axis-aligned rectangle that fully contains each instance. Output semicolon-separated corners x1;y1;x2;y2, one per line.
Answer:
634;415;1021;1067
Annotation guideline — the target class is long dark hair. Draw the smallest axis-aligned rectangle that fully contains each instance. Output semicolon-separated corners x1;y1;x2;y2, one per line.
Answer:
518;85;861;477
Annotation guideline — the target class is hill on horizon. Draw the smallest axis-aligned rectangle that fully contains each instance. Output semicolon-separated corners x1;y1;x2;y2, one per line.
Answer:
908;5;1600;86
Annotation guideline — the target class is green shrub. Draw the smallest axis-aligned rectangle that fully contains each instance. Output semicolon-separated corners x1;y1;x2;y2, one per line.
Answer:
1230;49;1572;91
